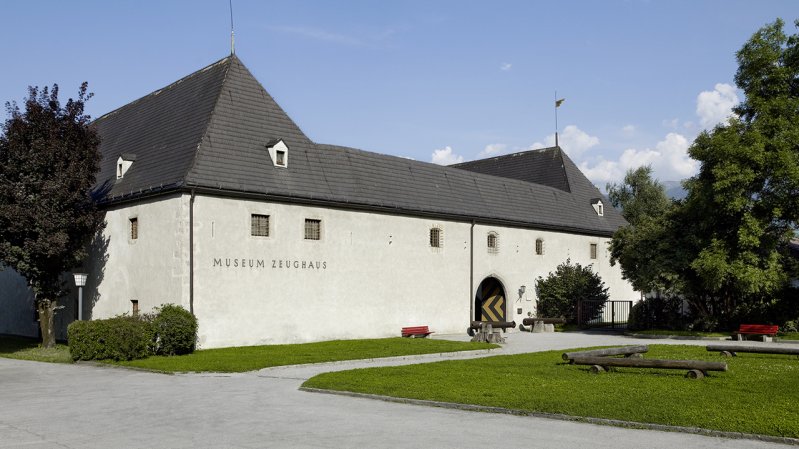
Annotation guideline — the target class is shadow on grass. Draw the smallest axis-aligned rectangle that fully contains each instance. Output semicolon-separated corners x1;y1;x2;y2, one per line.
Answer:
0;334;71;363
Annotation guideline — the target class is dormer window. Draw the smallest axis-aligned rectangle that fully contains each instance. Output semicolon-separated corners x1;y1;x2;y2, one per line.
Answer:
116;154;136;180
266;139;289;168
590;198;604;216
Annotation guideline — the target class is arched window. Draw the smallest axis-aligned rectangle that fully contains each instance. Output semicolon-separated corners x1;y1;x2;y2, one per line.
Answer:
487;232;499;253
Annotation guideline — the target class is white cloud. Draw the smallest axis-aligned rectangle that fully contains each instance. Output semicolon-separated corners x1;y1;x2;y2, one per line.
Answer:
534;125;599;158
696;83;739;128
621;124;636;137
579;132;696;185
662;118;680;129
431;146;464;165
477;143;508;158
500;62;512;71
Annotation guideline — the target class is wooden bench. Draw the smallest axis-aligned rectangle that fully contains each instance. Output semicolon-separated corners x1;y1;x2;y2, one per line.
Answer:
732;324;779;342
401;326;433;338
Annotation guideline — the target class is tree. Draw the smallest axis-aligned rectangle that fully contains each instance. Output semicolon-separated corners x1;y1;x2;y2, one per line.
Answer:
607;166;682;295
0;83;104;348
536;259;609;324
678;18;799;326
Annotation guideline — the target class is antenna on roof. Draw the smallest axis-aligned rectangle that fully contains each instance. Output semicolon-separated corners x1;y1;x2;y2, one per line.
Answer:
554;91;565;147
229;0;235;55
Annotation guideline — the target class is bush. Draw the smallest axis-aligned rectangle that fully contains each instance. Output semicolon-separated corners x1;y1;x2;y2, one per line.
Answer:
536;259;609;324
150;304;197;356
68;316;153;361
627;294;686;331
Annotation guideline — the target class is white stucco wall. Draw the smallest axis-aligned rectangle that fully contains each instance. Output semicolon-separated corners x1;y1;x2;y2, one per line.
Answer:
85;193;190;321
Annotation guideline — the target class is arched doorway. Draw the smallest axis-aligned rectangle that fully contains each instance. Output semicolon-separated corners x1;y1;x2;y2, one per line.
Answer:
474;277;506;322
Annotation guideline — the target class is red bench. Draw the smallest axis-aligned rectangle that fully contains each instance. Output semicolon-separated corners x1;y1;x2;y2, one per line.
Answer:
733;324;779;341
401;326;433;338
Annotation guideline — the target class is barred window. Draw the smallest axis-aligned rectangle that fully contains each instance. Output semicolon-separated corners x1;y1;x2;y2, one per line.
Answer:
130;217;138;240
535;238;543;255
305;219;321;240
487;232;499;253
251;214;270;237
590;243;598;259
429;227;442;248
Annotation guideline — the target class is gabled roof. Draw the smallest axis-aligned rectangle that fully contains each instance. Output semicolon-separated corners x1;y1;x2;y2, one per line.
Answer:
451;147;571;192
91;55;625;236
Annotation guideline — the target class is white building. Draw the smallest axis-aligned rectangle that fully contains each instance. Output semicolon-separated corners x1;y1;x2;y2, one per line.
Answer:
0;55;637;348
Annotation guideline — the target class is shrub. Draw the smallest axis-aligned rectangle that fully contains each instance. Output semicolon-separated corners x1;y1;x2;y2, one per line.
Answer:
150;304;197;355
68;315;153;361
627;294;686;331
536;259;609;324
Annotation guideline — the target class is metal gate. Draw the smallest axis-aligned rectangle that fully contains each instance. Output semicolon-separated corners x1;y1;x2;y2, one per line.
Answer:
577;300;633;329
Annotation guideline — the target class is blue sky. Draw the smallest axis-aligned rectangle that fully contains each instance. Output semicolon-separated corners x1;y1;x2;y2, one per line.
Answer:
2;1;797;187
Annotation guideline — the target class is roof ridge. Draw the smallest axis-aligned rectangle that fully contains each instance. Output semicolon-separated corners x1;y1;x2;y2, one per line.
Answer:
93;55;233;124
183;57;235;183
450;145;560;167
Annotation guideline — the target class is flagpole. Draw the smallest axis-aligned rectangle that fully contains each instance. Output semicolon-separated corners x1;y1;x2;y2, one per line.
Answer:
555;90;559;147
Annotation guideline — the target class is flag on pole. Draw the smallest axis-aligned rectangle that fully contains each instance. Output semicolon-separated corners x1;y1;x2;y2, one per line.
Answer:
555;98;565;108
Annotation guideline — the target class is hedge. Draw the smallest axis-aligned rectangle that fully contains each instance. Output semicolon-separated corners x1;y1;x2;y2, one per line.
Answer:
68;316;153;361
151;304;198;356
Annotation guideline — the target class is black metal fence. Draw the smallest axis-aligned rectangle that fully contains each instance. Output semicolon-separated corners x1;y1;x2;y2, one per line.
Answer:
577;300;633;329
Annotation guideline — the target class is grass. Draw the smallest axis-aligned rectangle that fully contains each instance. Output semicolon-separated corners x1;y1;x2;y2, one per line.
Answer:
779;332;799;340
0;336;72;363
303;345;799;438
111;338;497;373
629;329;730;338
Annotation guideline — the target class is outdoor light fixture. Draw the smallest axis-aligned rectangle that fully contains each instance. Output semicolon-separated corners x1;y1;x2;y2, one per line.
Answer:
73;273;88;320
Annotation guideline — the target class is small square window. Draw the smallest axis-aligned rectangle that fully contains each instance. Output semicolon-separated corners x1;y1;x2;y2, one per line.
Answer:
251;214;270;237
130;217;138;240
305;219;321;240
590;243;598;259
430;228;442;248
535;238;543;255
276;150;286;166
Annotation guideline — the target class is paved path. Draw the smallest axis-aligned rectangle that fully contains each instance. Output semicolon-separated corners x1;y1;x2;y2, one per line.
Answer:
0;332;794;448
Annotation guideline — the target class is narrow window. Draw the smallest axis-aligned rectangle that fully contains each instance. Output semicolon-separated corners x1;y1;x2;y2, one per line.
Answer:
535;238;543;255
131;300;139;318
117;163;123;179
590;243;598;259
429;228;442;248
305;219;321;240
598;204;603;215
487;232;499;253
276;150;286;166
130;217;138;240
251;214;270;237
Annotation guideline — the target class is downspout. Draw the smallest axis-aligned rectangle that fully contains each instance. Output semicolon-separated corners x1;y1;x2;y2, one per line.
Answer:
469;220;475;323
189;189;195;315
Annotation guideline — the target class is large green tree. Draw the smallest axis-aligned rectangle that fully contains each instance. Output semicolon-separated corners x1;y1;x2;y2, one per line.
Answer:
536;259;609;324
0;83;104;348
680;18;799;325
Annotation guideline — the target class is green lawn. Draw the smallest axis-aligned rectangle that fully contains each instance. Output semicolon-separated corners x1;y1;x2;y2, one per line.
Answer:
0;336;72;363
779;332;799;340
303;345;799;438
112;338;497;372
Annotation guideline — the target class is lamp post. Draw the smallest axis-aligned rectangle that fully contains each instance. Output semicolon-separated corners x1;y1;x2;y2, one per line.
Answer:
73;273;87;321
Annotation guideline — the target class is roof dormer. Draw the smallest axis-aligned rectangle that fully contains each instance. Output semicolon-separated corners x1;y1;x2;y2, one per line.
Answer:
590;198;604;217
116;154;136;180
266;139;289;168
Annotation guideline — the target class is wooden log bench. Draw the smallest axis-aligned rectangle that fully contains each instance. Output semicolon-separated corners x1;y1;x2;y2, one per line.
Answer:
401;326;433;338
562;345;649;363
707;344;799;357
570;355;727;379
732;324;779;342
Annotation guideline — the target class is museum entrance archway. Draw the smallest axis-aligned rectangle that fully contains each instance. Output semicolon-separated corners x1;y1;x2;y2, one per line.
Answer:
474;277;506;322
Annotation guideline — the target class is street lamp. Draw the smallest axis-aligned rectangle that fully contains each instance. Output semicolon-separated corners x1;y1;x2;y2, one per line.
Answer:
73;273;87;321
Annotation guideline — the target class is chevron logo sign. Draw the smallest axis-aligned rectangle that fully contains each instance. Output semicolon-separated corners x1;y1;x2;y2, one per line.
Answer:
480;284;505;322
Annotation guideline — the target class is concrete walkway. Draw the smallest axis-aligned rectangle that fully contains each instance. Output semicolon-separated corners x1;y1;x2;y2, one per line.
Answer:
0;332;794;448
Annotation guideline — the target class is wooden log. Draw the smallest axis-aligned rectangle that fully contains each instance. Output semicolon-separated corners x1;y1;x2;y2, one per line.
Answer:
570;356;727;372
469;321;516;332
522;317;566;325
562;345;649;362
706;344;799;356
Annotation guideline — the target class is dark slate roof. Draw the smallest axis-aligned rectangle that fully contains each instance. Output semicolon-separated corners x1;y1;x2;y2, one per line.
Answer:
91;55;625;236
451;147;572;192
